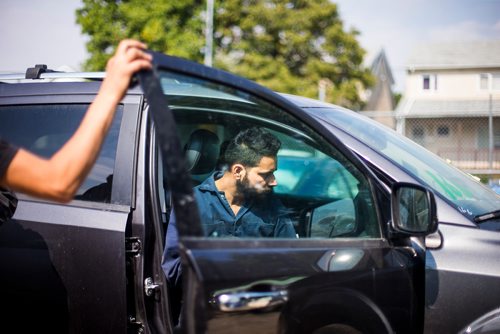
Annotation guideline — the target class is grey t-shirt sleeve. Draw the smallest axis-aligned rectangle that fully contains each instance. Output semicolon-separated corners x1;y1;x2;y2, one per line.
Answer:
0;138;19;179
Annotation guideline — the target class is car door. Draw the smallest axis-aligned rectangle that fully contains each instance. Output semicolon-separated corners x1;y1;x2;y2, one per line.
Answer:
140;53;428;334
297;107;500;333
0;89;142;333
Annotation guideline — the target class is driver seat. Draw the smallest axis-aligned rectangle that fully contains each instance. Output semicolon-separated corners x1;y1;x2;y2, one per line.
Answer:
184;129;220;183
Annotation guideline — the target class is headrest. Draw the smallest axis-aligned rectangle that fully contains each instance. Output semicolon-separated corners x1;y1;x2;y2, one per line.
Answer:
185;129;220;174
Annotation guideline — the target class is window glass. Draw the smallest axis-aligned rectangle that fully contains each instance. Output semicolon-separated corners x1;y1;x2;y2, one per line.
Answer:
422;74;437;91
492;73;500;90
0;104;123;203
480;73;490;90
423;75;430;90
437;125;449;137
158;70;380;239
310;106;500;219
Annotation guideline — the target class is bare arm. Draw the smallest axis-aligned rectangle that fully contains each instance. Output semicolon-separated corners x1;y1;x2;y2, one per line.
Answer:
0;39;152;202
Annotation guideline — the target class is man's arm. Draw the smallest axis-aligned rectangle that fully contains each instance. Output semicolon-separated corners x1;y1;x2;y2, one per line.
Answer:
0;40;152;202
162;210;183;287
271;196;297;238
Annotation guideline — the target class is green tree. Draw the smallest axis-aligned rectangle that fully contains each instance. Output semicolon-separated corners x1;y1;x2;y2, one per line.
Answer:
76;0;373;109
76;0;204;71
214;0;373;109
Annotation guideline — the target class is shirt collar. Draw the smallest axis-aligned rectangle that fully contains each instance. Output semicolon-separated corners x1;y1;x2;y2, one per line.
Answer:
197;171;224;193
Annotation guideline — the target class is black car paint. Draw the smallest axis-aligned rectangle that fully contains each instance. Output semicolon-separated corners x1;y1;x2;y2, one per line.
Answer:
0;87;143;333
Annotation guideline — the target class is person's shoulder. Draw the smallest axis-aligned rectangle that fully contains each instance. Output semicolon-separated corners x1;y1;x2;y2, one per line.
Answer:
194;178;211;192
195;172;221;193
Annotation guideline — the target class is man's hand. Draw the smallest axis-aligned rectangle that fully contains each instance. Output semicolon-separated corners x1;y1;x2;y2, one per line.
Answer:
101;39;153;104
2;39;153;202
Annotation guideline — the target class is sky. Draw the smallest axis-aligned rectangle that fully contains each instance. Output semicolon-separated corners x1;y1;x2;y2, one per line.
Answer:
1;0;500;93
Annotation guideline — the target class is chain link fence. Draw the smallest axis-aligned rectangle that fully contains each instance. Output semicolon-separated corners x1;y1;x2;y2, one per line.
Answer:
360;111;500;186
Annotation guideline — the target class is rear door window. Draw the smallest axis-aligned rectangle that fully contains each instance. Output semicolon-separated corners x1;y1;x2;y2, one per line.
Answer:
0;104;122;203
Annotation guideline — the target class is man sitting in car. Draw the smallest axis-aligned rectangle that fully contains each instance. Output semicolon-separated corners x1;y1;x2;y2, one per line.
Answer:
162;127;296;325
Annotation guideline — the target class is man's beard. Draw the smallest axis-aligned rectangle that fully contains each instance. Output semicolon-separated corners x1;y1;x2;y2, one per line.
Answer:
236;174;272;198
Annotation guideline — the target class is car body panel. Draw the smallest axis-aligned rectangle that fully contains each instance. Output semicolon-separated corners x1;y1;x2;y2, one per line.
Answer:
0;200;129;333
278;94;500;334
0;88;142;333
424;223;500;333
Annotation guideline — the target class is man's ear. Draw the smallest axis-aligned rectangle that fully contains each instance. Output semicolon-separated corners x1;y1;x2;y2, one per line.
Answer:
231;164;245;179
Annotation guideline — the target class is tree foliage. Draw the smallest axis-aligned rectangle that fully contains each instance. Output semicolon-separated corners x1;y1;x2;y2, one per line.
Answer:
76;0;205;70
76;0;373;109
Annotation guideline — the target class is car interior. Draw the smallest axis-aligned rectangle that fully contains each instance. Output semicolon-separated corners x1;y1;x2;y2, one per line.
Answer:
156;105;380;241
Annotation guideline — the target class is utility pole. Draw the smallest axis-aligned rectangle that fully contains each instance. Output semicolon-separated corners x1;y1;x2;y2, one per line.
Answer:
488;92;493;175
204;0;214;67
318;78;332;102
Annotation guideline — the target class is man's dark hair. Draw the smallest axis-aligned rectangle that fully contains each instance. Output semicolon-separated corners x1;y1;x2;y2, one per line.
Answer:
223;127;281;168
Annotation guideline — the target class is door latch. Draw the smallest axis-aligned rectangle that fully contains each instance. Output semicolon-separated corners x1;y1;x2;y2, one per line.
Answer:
126;237;142;256
144;277;160;296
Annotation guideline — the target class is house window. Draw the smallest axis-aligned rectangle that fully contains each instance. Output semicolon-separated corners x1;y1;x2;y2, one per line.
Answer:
422;74;437;91
437;125;449;137
412;126;424;139
493;74;500;90
480;73;490;90
479;73;500;91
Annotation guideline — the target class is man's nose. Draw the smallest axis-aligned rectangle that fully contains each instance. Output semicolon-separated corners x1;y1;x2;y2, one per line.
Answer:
267;174;277;187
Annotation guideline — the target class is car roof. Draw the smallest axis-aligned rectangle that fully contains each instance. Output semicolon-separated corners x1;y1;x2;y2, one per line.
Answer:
278;92;346;110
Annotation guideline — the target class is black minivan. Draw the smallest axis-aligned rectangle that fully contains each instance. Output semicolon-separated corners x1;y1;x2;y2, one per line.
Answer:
0;51;497;334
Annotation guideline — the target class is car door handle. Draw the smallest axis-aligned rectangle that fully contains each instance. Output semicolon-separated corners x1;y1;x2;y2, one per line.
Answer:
216;290;288;312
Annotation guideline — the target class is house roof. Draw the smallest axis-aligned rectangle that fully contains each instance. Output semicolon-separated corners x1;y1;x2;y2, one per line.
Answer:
371;49;395;85
363;49;396;111
397;99;500;118
406;40;500;71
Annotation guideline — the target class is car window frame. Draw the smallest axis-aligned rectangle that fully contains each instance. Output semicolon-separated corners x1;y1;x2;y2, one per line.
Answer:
0;89;143;209
145;52;386;238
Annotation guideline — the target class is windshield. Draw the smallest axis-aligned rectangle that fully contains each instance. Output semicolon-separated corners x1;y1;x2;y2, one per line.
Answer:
307;106;500;220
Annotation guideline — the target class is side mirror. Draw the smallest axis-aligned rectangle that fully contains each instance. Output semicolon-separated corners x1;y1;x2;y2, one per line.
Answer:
391;182;438;236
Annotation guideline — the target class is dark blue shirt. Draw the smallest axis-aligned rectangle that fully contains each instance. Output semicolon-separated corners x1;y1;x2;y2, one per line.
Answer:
162;172;296;286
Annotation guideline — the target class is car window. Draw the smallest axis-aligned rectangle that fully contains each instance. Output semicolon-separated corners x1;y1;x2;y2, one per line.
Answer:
309;106;500;220
158;70;380;239
0;104;123;203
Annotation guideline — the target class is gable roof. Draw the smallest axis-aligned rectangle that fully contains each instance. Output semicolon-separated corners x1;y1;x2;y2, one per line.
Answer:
363;49;396;111
407;40;500;71
371;49;395;84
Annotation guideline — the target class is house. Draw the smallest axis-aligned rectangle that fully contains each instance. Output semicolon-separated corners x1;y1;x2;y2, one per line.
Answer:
395;40;500;178
361;49;396;129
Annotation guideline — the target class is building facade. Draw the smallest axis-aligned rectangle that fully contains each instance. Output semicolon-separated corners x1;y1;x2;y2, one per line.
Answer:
396;40;500;179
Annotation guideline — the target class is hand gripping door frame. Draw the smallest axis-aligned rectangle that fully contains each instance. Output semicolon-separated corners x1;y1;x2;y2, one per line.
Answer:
138;57;204;334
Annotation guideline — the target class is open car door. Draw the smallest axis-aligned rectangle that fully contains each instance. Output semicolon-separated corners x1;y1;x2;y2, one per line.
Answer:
140;52;430;334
